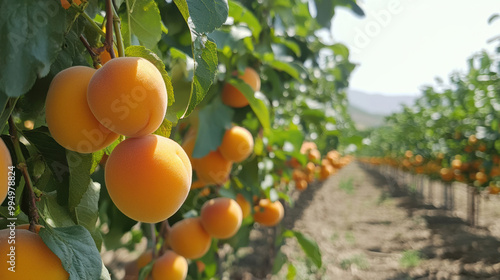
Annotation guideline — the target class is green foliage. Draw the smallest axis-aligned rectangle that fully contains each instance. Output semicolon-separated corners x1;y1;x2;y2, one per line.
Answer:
40;225;108;280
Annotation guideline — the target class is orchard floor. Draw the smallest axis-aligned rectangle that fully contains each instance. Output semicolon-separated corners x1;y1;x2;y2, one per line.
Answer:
231;162;500;280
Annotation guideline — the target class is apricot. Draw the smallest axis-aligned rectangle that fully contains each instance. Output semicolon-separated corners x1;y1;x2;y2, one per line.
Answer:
151;250;188;280
219;126;254;163
45;66;119;153
193;150;232;185
221;67;260;108
61;0;82;9
295;179;308;191
87;57;168;137
200;197;243;239
236;194;251;218
99;48;117;65
105;135;191;223
137;249;153;270
0;139;11;204
0;229;68;279
253;199;284;227
168;217;211;259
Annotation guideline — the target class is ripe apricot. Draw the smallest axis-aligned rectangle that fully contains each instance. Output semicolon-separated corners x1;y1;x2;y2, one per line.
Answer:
151;250;188;280
61;0;82;9
236;194;251;218
99;48;117;65
219;126;254;163
168;217;211;259
221;67;260;108
308;149;321;161
200;197;243;239
45;66;119;153
87;57;168;137
105;135;191;223
253;199;284;227
295;179;308;191
193;150;232;185
0;139;12;204
0;229;68;279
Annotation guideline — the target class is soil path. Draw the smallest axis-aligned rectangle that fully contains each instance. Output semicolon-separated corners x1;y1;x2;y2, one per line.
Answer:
269;162;500;280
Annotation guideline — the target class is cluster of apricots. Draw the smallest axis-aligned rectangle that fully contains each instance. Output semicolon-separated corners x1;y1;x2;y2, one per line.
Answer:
45;57;192;223
126;197;243;279
182;125;254;189
288;141;352;191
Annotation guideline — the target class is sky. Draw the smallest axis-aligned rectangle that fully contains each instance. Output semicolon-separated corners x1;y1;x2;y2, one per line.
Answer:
330;0;500;96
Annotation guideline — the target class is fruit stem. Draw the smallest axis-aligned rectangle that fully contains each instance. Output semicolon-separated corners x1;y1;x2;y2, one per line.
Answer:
111;0;125;57
80;11;106;37
158;220;171;255
8;116;39;233
150;223;157;258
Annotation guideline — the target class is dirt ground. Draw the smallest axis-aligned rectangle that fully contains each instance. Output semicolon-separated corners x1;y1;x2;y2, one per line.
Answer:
233;162;500;280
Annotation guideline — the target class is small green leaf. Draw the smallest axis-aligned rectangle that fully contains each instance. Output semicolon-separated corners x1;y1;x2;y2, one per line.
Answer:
287;263;297;279
229;1;262;40
193;99;234;158
228;78;271;131
285;230;322;268
125;45;174;107
122;0;162;49
153;118;173;138
40;225;104;280
272;251;288;274
186;0;228;33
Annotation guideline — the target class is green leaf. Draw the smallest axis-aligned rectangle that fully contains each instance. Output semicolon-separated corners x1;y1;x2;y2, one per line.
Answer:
122;0;162;49
187;36;218;117
193;99;234;158
153;118;173;138
38;192;75;227
229;1;262;40
228;78;271;131
287;263;297;279
40;225;104;280
173;0;219;118
186;0;229;33
0;0;66;97
272;251;288;274
167;52;193;121
285;230;322;268
125;45;174;107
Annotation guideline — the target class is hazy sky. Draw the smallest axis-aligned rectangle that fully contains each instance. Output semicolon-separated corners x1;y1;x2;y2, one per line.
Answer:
330;0;500;96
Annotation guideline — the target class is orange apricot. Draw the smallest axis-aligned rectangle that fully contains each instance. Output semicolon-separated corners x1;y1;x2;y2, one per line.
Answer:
253;199;284;227
45;66;119;153
308;149;321;161
200;197;243;239
295;179;308;191
0;229;68;279
235;194;251;218
168;218;211;259
136;249;153;270
0;139;11;204
105;135;191;223
87;57;168;137
219;126;254;163
61;0;82;9
193;150;232;185
151;250;188;280
221;67;260;108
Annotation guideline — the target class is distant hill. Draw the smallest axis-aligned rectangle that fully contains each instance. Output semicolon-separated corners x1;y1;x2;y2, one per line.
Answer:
347;89;419;116
348;105;385;130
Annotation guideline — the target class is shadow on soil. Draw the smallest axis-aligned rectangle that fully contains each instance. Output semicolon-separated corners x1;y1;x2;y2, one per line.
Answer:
361;165;500;279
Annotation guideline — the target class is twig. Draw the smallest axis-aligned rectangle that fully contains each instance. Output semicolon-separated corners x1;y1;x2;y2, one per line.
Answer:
105;0;115;59
79;35;101;69
8;116;39;232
